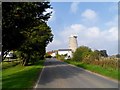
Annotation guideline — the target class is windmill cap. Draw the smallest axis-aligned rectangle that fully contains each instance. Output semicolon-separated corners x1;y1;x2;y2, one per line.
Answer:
70;35;77;38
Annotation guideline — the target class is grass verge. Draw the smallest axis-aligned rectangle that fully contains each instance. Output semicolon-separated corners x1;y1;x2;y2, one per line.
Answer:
2;60;44;89
65;60;119;80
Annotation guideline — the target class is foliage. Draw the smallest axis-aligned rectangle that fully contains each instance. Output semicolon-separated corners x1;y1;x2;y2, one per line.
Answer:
72;46;92;61
116;54;120;58
56;51;60;59
17;22;53;65
46;55;52;58
99;50;108;57
2;2;51;51
56;53;66;61
65;60;119;80
83;50;100;64
59;55;66;61
65;45;119;80
71;45;118;70
2;2;53;65
92;57;119;70
45;53;52;58
72;46;108;62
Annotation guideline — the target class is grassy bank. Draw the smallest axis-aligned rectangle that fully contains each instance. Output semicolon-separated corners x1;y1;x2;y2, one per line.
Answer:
2;60;44;89
65;60;119;80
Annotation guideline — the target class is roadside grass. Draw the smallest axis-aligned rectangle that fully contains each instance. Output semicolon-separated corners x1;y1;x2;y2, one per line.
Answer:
2;60;44;89
65;60;119;80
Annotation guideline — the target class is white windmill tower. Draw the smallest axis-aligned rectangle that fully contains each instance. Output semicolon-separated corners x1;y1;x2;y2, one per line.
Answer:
69;35;78;52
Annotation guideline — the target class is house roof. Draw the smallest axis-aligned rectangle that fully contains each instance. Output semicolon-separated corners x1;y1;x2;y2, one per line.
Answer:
47;50;57;54
47;52;53;55
58;49;72;51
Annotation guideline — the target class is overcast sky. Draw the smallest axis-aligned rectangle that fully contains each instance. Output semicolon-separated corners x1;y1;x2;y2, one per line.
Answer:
46;2;118;55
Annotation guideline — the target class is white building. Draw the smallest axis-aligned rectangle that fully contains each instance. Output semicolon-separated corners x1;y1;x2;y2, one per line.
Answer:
51;52;56;57
58;49;73;59
47;50;57;58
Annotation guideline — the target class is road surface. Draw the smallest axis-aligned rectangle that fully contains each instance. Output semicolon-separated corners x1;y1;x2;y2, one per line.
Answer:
35;58;118;88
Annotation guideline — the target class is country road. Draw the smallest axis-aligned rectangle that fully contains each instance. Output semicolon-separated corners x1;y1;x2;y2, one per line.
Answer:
35;58;118;88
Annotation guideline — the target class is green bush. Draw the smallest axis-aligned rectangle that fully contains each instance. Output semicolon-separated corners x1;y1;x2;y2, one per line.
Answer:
71;45;119;70
72;46;92;61
46;55;52;58
56;53;66;61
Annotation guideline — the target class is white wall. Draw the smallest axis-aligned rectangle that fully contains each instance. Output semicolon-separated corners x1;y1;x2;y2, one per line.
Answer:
58;51;72;58
51;53;56;57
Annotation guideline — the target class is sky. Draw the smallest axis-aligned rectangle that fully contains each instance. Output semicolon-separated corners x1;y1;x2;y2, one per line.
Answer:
46;2;118;55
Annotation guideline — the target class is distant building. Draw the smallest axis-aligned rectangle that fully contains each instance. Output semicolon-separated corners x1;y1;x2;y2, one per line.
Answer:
47;50;57;57
69;35;78;52
51;52;56;57
47;49;73;59
46;35;78;59
58;49;72;58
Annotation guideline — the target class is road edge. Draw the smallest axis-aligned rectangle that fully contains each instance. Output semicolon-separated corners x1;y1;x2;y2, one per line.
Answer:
33;65;45;89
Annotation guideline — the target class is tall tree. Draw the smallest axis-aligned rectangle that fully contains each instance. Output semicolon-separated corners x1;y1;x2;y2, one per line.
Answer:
2;2;53;61
18;21;53;65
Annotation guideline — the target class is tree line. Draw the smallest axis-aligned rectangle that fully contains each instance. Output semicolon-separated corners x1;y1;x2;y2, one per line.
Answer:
2;2;53;66
72;46;119;69
72;46;108;63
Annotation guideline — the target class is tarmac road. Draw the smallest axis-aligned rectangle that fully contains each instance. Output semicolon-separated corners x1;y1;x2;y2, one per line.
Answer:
35;58;118;88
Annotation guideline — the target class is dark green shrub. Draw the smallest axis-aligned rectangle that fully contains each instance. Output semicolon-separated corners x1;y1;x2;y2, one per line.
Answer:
45;55;52;58
72;46;92;61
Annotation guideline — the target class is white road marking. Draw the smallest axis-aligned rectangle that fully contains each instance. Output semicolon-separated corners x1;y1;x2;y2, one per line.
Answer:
34;66;45;89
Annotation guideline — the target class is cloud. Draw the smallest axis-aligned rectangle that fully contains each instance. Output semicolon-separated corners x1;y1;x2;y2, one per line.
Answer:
47;23;118;55
61;24;118;41
70;2;80;14
81;9;97;20
105;15;118;27
52;39;62;46
103;27;118;41
86;27;100;38
59;24;118;55
63;24;85;35
46;38;62;51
